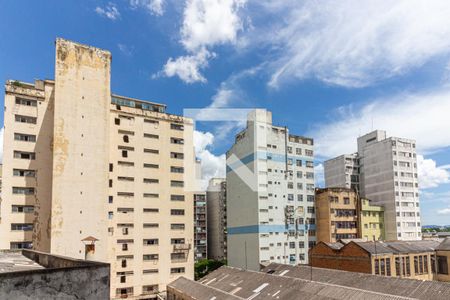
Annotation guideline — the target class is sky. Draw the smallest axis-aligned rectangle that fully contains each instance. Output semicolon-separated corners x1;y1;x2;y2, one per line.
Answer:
1;0;450;225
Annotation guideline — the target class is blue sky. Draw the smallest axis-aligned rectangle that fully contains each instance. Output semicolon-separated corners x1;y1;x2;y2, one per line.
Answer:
1;0;450;225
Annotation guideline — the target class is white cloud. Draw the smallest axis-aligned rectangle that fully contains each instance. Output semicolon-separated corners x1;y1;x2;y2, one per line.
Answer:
0;127;3;163
156;48;213;83
417;155;450;189
181;0;246;52
118;44;133;56
245;1;450;88
437;207;450;215
157;0;247;83
95;3;121;20
193;130;226;189
309;88;450;159
130;0;165;16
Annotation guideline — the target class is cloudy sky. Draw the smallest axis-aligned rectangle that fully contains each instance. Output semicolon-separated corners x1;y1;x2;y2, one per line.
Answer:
1;0;450;225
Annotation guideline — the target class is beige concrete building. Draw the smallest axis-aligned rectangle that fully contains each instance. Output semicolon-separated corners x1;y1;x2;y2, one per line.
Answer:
1;39;196;299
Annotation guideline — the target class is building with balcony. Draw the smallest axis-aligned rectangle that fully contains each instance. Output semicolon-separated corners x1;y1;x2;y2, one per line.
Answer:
206;178;227;261
194;193;207;261
0;38;196;299
315;188;359;243
227;109;316;270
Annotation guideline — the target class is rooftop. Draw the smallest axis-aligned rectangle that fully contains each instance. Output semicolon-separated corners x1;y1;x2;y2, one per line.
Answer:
437;238;450;251
176;266;423;300
262;263;450;300
0;251;44;273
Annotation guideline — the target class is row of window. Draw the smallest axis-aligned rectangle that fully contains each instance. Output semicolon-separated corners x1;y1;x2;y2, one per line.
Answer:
114;116;184;131
110;179;184;188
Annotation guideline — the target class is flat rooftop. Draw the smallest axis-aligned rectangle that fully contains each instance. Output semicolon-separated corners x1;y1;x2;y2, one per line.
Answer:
0;251;44;273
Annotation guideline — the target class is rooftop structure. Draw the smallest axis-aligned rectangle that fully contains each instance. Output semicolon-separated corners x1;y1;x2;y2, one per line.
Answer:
0;250;109;299
167;264;450;300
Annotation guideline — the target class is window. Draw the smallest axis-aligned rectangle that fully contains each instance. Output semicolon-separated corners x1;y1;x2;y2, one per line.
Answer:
118;161;134;167
143;223;159;228
305;172;314;179
171;209;185;216
143;239;159;245
296;148;302;155
375;259;380;275
171;123;184;131
143;208;159;213
118;176;134;182
171;137;184;144
438;256;449;275
344;197;350;205
171;223;185;230
170;267;185;274
142;285;158;294
171;253;186;261
122;150;128;158
10;242;32;249
143;178;159;184
305;149;313;157
143;254;159;261
15;115;37;124
171;195;185;201
171;166;184;173
13;169;36;177
143;163;159;168
171;238;185;244
386;258;391;276
143;269;158;274
306;161;314;168
307;206;315;214
12;187;34;195
144;133;159;139
14;151;35;160
307;195;314;202
11;223;33;231
171;180;184;187
12;205;34;213
296;160;302;167
143;193;158;198
144;119;159;124
144;148;159;154
16;97;37;106
171;152;184;159
287;146;292;153
115;118;120;125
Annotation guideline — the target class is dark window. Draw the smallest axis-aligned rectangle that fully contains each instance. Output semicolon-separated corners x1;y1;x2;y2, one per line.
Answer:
109;163;113;172
438;256;449;275
122;150;128;158
123;135;129;143
115;118;120;125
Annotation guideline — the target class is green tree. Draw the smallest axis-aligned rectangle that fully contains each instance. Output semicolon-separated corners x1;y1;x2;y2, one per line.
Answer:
194;259;227;280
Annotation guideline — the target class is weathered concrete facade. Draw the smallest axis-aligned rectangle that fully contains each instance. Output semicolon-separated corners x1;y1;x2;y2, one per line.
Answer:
206;178;227;260
1;39;196;299
0;249;110;299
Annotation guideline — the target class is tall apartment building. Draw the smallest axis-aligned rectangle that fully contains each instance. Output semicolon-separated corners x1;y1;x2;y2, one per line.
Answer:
206;178;227;261
324;130;421;241
227;109;316;270
194;193;207;261
1;39;196;299
324;154;359;190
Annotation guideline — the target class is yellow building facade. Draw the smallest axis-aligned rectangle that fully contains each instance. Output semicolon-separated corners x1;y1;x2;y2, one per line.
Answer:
360;198;385;241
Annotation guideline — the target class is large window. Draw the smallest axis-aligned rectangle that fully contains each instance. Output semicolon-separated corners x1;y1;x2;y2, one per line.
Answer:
438;256;449;275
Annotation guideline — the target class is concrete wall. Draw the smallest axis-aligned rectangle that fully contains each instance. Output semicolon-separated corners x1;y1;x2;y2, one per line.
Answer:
52;39;111;259
0;250;110;299
206;179;227;260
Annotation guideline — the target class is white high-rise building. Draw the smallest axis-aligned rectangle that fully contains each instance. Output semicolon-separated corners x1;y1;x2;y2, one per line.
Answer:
227;110;316;271
324;130;421;241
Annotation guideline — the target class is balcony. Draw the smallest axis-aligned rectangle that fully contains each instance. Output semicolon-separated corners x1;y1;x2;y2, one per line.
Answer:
173;243;191;251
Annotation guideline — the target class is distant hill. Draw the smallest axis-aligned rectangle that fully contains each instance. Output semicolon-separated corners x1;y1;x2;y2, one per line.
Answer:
423;225;450;229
